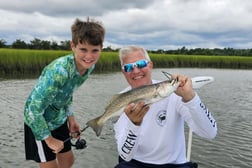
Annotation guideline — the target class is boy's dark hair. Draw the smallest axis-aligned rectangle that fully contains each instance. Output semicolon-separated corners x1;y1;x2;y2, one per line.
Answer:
71;17;105;46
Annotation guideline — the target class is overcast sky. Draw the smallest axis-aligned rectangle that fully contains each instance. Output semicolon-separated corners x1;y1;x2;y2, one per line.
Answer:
1;0;252;50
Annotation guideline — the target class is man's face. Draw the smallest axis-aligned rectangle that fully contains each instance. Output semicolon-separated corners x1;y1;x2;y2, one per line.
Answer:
122;50;153;89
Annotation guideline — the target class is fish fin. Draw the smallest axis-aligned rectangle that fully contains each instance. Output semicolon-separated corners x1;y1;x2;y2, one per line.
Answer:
107;94;121;104
86;117;104;137
111;116;120;123
104;94;122;110
130;98;150;105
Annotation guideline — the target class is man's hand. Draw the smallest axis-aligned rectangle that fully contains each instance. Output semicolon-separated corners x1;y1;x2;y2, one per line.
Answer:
172;74;195;102
124;101;150;125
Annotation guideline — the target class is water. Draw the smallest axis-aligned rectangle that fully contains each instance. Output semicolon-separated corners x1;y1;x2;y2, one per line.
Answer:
0;68;251;168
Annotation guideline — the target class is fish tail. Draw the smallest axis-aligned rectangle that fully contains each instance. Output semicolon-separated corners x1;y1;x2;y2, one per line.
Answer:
86;117;104;137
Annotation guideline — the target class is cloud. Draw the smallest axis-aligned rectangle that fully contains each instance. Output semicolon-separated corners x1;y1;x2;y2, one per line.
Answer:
1;0;252;49
0;0;154;16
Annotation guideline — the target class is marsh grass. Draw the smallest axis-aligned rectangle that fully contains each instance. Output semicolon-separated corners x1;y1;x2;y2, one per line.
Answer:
0;49;70;77
150;53;252;69
95;51;121;72
0;48;251;78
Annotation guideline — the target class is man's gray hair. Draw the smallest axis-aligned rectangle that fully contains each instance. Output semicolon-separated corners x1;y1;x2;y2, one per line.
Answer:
119;45;151;66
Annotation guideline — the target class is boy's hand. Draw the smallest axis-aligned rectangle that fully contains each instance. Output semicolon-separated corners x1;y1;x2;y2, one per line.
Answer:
45;136;64;153
68;116;81;139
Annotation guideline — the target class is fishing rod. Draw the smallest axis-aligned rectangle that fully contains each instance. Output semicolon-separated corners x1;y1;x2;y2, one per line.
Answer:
162;71;215;161
63;125;89;150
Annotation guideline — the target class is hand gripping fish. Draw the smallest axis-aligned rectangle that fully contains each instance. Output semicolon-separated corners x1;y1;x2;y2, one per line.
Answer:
86;79;180;136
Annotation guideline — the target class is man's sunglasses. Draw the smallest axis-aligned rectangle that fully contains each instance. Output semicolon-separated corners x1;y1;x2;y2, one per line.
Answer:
122;59;149;72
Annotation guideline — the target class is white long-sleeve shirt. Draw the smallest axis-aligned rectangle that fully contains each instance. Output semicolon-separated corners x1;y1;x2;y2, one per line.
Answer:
113;80;217;165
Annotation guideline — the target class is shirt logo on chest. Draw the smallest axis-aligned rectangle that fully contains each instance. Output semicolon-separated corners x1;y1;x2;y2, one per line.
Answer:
156;110;167;127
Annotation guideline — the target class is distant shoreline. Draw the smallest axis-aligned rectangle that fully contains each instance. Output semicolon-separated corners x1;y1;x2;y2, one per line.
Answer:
1;48;252;79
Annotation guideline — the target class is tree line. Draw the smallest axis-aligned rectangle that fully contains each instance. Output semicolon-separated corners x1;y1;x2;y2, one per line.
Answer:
1;38;252;56
0;38;71;50
151;46;252;56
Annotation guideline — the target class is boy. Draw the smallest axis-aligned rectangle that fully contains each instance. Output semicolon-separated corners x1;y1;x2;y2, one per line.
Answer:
24;17;105;168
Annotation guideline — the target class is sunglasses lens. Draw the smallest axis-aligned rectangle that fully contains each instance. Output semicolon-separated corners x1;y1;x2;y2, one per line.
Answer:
124;64;134;72
136;60;148;68
123;60;148;72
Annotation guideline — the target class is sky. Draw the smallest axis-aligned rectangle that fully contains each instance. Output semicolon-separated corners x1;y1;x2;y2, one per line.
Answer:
1;0;252;50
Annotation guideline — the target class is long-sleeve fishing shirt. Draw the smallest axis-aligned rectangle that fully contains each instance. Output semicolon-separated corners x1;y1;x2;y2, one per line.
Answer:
24;54;94;140
114;80;217;165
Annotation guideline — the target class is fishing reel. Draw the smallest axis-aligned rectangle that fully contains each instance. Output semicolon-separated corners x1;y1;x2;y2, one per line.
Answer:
65;126;89;150
70;138;87;150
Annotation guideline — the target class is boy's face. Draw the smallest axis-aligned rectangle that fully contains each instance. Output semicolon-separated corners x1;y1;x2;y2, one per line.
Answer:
71;41;102;75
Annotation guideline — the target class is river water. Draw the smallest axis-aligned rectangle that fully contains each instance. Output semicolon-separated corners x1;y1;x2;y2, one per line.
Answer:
0;68;251;168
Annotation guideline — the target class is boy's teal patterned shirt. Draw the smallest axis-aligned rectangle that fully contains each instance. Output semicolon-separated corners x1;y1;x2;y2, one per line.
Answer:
24;54;94;140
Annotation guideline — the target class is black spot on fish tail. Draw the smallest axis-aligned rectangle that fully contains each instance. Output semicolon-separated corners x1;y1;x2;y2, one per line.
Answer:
86;116;104;137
